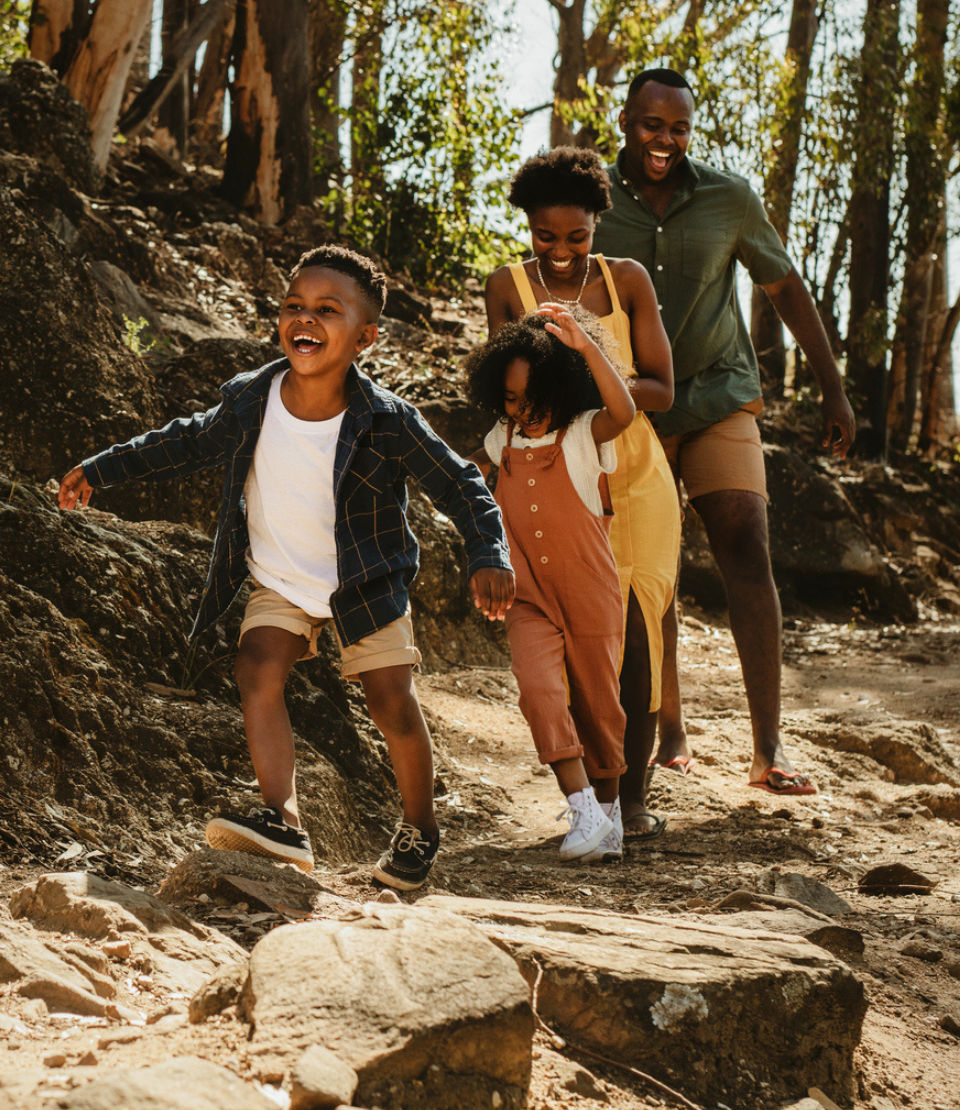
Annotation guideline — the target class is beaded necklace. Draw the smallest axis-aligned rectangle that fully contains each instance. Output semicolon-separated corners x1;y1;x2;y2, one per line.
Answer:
534;255;591;305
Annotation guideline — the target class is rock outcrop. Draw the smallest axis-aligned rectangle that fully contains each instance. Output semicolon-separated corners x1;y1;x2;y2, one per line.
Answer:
421;894;868;1106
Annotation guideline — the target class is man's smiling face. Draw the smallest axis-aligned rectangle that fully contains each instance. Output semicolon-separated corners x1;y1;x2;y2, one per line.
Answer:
619;81;695;186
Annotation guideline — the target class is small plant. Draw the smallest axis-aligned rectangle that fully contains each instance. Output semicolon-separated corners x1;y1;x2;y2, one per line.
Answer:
122;315;156;356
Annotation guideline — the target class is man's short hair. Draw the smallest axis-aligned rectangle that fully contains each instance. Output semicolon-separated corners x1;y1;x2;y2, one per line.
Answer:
291;245;387;320
626;68;695;105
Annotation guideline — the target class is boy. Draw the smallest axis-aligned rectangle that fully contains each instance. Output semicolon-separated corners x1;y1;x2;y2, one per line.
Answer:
59;245;515;891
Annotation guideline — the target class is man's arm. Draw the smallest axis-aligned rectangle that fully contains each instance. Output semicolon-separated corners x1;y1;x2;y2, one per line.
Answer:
762;266;856;458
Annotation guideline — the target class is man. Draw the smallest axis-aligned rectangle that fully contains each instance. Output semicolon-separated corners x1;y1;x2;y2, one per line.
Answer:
592;67;856;795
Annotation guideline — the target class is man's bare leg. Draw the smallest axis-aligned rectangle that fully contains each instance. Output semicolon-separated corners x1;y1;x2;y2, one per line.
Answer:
691;488;808;785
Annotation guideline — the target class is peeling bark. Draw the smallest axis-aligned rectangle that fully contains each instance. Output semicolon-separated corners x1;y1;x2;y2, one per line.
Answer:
222;0;313;224
57;0;154;170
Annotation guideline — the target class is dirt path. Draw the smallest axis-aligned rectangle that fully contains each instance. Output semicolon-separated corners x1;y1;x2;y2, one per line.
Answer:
1;612;958;1110
414;609;960;1110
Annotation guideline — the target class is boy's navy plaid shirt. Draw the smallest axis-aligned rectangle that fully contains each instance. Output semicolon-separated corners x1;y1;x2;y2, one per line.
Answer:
82;359;511;645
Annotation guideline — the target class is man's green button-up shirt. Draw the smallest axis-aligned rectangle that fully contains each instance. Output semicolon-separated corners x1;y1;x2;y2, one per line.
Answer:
592;151;792;437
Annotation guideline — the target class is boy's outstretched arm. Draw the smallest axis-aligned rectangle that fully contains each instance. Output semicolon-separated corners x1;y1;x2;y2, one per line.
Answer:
470;566;515;622
59;465;94;510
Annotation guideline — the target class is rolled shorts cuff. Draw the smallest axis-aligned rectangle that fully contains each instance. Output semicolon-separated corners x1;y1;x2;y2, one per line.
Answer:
240;584;330;661
658;400;768;503
335;610;421;683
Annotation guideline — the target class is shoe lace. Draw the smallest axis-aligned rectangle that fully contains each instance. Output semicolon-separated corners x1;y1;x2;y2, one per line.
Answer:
250;806;284;826
555;804;581;831
393;823;428;856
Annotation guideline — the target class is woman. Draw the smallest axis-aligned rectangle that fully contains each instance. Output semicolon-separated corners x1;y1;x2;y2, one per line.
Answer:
485;146;681;845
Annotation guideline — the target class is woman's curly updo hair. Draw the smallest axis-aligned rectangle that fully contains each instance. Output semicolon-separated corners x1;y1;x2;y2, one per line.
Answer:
465;308;625;432
507;146;612;217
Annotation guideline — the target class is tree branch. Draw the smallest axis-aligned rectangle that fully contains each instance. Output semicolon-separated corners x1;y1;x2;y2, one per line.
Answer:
119;0;236;137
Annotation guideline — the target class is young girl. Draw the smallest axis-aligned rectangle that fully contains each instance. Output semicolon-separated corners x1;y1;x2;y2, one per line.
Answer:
466;305;635;861
485;145;680;842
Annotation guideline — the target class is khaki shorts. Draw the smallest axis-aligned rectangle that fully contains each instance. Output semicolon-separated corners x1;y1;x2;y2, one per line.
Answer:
657;398;767;503
240;583;421;681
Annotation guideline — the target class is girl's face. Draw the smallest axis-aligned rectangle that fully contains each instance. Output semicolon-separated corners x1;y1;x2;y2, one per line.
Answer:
527;205;596;284
504;357;552;438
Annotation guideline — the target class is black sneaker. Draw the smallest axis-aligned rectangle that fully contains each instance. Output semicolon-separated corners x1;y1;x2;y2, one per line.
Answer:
372;823;440;891
205;806;314;872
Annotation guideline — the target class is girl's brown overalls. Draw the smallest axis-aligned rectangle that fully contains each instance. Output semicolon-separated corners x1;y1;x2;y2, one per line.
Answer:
496;423;627;778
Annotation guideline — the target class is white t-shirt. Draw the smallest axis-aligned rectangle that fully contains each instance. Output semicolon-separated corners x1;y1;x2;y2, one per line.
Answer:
484;409;617;517
244;372;343;617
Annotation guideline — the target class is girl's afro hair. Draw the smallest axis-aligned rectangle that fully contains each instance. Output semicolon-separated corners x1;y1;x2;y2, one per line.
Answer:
508;146;612;216
464;308;625;433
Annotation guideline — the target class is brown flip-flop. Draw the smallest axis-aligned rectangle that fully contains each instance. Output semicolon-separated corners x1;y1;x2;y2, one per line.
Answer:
623;813;667;841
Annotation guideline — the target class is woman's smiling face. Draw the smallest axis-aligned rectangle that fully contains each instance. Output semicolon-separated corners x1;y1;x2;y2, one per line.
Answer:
527;205;596;284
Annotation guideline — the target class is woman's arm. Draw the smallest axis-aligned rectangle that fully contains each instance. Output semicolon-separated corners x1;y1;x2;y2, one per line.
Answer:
539;304;635;444
484;266;524;333
609;258;674;413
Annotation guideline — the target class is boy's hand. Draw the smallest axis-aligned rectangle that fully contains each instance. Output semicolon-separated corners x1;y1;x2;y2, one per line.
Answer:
59;466;93;510
538;303;590;353
470;567;515;621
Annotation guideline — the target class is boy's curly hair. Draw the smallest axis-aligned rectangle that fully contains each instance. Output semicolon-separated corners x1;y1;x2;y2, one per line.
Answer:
290;245;387;320
465;309;625;432
507;147;612;217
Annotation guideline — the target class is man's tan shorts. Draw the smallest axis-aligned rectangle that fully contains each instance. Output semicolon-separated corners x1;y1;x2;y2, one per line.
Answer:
240;583;421;681
657;398;768;503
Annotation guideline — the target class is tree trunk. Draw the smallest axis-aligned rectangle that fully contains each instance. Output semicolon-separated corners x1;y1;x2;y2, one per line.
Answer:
122;16;153;113
57;0;154;170
845;0;900;459
548;0;588;148
350;6;383;200
222;0;313;224
309;0;347;187
671;0;703;70
119;0;235;140
156;0;193;156
192;2;235;157
28;0;92;75
887;0;948;451
917;223;958;454
750;0;818;395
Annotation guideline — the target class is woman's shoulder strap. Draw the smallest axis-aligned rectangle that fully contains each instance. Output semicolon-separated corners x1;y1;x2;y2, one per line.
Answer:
594;254;624;317
508;262;539;313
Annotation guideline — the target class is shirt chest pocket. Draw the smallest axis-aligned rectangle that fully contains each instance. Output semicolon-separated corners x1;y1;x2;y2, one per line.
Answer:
349;440;399;497
682;230;732;284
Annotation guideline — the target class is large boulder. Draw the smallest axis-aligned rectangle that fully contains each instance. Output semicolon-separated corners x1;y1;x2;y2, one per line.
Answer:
422;895;868;1107
789;715;960;786
238;904;534;1109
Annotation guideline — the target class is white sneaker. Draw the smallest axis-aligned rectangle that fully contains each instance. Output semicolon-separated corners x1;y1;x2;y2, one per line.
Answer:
583;797;624;862
556;786;613;861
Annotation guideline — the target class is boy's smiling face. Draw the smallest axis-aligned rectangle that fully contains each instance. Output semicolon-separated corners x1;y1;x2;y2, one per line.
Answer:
279;267;378;381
